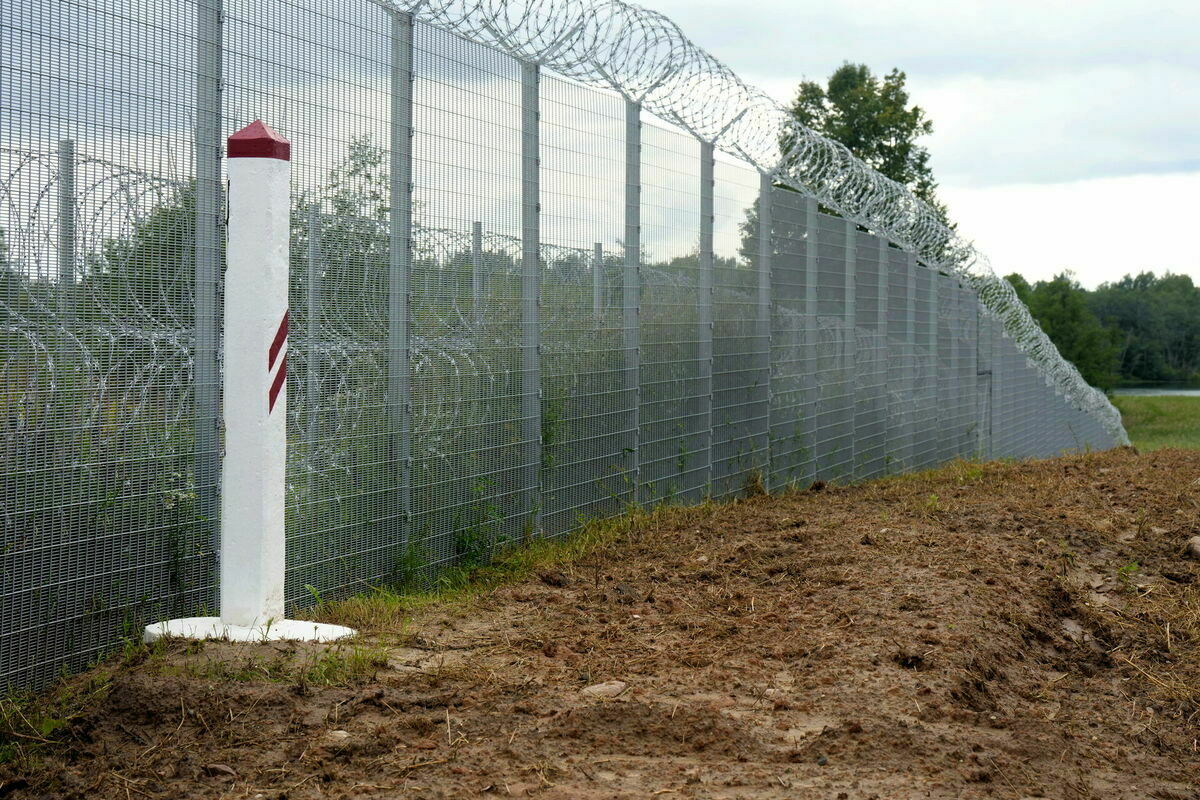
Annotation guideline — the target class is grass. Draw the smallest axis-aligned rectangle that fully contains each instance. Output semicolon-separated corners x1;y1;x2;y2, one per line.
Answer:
313;498;721;633
1111;395;1200;451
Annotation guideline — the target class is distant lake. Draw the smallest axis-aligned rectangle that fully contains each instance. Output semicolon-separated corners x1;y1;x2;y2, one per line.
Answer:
1112;385;1200;397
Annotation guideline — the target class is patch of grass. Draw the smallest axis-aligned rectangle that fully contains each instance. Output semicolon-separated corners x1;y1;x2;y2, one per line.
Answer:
139;640;393;687
315;498;723;633
1112;395;1200;451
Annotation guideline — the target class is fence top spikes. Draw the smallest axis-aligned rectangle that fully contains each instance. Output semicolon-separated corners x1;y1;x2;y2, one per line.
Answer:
228;120;291;161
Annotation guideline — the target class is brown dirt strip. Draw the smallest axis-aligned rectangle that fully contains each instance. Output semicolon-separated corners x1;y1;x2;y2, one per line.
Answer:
3;448;1199;799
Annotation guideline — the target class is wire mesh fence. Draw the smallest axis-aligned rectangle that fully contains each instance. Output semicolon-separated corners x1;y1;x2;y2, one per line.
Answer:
1;0;1124;694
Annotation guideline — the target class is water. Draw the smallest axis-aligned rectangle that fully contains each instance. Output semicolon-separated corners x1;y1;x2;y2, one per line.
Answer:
1112;385;1200;397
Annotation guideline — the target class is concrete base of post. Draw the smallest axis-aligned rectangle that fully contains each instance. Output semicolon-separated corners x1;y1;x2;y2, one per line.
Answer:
143;616;356;644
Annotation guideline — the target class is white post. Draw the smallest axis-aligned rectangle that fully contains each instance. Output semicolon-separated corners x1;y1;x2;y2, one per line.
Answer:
145;120;354;643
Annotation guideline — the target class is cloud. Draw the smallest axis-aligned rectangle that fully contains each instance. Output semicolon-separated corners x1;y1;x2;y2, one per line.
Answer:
912;66;1200;187
641;0;1200;187
941;171;1200;288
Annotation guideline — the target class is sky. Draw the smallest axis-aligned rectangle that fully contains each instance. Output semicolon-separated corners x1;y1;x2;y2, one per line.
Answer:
638;0;1200;288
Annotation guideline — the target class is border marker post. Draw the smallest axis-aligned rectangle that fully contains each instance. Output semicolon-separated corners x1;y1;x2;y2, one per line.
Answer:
145;120;355;644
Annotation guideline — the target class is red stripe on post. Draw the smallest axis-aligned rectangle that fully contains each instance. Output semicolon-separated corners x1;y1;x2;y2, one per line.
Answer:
268;311;288;371
269;354;287;413
228;120;291;161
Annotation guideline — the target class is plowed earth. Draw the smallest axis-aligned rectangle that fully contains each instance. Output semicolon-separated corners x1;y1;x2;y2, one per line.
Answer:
4;448;1200;799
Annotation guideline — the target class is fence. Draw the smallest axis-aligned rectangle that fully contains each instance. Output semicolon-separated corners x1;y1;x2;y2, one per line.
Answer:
0;0;1125;694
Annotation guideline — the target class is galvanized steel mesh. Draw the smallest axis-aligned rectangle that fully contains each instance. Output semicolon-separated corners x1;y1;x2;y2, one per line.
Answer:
1;0;1125;693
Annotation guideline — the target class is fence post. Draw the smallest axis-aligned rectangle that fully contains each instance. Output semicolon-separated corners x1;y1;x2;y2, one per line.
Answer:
877;236;889;476
624;100;641;504
145;121;353;643
905;253;917;472
194;0;222;569
57;139;75;306
979;309;995;459
697;142;714;498
593;242;603;320
843;219;857;480
803;197;819;484
757;173;772;492
388;9;414;554
929;262;940;467
520;60;542;537
472;221;483;326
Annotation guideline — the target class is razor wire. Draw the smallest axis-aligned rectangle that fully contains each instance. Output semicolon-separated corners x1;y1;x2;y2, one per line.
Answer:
0;148;624;503
378;0;1127;444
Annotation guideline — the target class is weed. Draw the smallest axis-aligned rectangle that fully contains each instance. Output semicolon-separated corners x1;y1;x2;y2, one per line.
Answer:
743;468;766;497
390;540;430;591
313;499;708;634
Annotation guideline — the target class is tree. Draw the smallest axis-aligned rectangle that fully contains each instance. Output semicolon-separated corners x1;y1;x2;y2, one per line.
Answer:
1089;272;1200;383
739;62;951;265
788;63;950;224
1004;271;1121;390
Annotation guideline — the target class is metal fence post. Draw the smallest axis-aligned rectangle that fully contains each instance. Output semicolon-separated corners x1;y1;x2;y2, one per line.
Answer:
877;236;889;476
803;197;819;485
387;10;414;552
926;260;939;468
843;219;857;480
624;100;641;504
57;139;75;307
520;60;542;536
697;142;714;497
194;0;223;563
472;220;483;326
905;253;917;472
757;173;772;493
979;309;995;460
593;242;603;320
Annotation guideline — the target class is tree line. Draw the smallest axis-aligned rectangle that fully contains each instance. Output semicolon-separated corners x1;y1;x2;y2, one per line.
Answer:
1004;271;1200;391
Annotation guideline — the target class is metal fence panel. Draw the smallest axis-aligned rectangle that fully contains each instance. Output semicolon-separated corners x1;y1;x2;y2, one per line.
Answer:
912;263;939;470
853;232;888;480
0;0;213;692
711;161;768;499
813;215;855;482
538;74;630;537
638;123;704;505
886;247;916;474
1;0;1130;694
768;189;816;490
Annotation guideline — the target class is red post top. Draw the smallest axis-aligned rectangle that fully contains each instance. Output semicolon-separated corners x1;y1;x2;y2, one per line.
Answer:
227;120;291;161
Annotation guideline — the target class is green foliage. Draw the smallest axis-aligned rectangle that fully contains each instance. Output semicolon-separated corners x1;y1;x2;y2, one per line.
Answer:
1003;271;1122;390
1089;272;1200;384
1112;396;1200;451
1006;270;1200;388
787;62;949;225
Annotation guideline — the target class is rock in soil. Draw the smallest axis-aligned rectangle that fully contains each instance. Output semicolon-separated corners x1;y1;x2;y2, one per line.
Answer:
580;680;628;698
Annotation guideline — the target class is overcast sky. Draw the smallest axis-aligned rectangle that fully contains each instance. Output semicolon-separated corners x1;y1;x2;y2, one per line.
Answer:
640;0;1200;288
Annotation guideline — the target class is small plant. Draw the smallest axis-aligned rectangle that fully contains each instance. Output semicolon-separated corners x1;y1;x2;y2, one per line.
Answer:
1117;561;1140;585
391;540;429;592
743;468;766;497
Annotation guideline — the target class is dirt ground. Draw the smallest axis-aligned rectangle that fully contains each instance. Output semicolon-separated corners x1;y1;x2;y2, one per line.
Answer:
4;448;1200;799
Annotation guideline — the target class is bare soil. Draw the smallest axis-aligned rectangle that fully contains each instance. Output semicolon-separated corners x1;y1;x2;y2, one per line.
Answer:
4;448;1200;799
